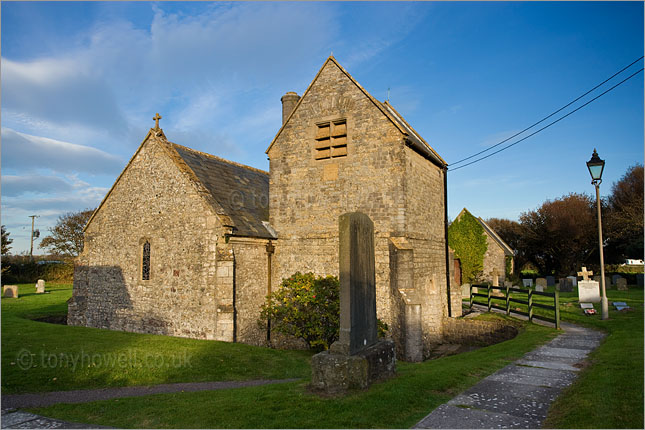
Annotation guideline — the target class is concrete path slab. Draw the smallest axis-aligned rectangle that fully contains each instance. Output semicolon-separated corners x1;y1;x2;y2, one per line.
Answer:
414;322;605;428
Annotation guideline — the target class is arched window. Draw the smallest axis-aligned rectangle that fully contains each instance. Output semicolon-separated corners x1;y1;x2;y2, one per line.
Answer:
142;241;151;280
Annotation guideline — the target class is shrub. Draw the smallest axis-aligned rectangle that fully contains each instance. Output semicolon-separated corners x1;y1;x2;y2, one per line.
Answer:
259;272;388;351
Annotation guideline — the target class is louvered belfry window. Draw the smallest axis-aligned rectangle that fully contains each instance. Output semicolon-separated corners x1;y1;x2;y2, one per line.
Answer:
315;119;347;160
142;241;151;281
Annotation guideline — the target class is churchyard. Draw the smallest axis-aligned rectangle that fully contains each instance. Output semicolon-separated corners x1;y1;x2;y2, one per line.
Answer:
2;280;642;428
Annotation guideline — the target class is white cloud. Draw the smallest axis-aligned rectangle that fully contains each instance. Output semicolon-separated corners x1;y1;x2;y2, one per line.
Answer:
1;128;124;175
1;175;74;196
1;58;128;132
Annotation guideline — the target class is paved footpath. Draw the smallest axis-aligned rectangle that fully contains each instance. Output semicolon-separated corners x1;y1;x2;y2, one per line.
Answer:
1;378;298;429
414;321;605;429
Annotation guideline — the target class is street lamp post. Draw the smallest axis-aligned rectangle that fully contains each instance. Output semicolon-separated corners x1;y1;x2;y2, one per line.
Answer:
586;149;608;320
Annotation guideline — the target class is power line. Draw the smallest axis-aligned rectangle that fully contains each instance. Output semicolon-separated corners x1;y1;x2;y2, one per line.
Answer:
450;55;644;167
449;67;644;172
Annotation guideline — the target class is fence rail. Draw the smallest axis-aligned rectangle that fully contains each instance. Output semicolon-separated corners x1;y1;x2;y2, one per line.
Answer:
469;284;560;329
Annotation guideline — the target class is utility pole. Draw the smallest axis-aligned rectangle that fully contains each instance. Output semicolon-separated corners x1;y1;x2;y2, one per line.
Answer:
29;215;39;261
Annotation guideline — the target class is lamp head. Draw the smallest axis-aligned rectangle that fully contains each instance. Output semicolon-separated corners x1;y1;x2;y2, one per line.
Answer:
586;149;605;184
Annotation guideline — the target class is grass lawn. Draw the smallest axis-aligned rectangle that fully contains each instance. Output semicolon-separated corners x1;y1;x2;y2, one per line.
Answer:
2;284;312;394
30;314;556;428
7;282;642;428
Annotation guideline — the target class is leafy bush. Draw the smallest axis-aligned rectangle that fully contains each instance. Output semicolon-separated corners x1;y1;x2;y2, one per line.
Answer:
259;272;388;351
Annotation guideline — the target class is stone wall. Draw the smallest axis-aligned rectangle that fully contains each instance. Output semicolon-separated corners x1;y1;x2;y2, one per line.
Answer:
229;237;271;346
442;318;518;346
483;234;507;284
268;59;448;359
68;135;223;340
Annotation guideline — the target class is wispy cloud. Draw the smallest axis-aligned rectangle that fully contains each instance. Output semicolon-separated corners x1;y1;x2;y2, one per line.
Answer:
1;128;124;175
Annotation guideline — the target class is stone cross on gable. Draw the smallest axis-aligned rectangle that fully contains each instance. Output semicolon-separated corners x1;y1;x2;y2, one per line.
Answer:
153;113;162;130
577;267;593;281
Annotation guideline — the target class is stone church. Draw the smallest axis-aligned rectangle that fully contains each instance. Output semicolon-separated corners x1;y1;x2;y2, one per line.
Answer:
68;56;466;361
452;208;515;285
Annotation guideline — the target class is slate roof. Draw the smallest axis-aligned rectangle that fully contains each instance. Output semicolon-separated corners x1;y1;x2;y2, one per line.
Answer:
170;143;274;239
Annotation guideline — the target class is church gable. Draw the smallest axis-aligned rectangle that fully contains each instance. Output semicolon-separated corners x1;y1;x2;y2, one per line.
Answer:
86;129;272;240
266;56;445;168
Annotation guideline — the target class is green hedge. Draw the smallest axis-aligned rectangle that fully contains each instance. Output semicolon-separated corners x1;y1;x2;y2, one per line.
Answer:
1;262;74;284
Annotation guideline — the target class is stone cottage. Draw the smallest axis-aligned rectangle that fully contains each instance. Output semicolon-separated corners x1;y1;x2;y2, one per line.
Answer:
452;208;515;284
68;56;465;361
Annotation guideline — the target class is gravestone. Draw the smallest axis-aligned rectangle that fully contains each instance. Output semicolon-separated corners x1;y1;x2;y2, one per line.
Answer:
3;285;18;298
612;301;630;311
535;284;544;292
522;279;533;288
36;279;46;294
578;280;601;303
637;274;644;287
536;278;547;289
311;212;395;394
461;283;471;299
612;274;622;285
579;303;594;309
491;269;500;287
558;278;573;292
616;277;628;291
546;276;555;286
567;276;578;287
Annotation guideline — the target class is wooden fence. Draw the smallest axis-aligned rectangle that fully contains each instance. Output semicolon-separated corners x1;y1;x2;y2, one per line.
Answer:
469;284;560;329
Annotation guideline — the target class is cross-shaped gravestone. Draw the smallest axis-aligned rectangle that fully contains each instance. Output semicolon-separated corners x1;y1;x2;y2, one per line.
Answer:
577;267;593;281
153;113;162;130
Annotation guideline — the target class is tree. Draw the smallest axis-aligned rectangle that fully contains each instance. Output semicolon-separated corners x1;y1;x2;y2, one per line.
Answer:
519;193;596;276
485;218;525;273
604;164;644;262
39;209;95;257
1;225;13;255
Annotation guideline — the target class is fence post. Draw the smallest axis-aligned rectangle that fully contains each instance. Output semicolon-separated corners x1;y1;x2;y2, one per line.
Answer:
487;284;492;312
528;288;533;323
505;284;510;316
554;289;560;330
469;284;473;311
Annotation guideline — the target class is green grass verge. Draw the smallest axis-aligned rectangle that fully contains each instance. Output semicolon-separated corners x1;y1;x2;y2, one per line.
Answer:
30;318;556;428
1;284;312;394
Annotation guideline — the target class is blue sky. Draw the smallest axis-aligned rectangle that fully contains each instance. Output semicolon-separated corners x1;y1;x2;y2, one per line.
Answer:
2;1;643;255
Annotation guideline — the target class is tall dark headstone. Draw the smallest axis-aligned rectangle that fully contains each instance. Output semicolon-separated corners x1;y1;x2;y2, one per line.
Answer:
311;212;396;394
331;212;377;355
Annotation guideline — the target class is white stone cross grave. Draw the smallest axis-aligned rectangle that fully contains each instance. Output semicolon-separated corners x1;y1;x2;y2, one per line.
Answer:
577;267;593;281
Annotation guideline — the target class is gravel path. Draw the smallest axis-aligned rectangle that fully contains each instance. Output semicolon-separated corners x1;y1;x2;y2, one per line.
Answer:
413;321;605;429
